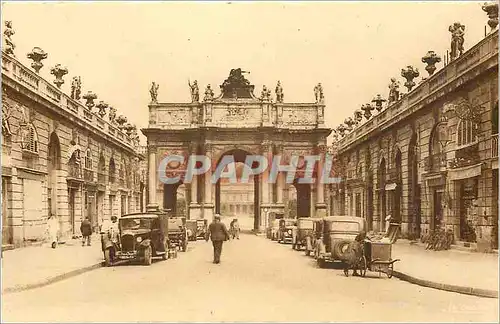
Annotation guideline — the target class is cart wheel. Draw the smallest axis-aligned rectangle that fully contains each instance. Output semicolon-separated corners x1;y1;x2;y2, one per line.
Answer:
360;256;367;277
387;263;394;278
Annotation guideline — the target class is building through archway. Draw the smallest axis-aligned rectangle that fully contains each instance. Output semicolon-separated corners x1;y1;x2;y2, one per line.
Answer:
142;69;331;231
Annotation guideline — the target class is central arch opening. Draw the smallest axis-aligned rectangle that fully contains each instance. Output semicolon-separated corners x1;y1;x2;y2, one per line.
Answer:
214;149;259;231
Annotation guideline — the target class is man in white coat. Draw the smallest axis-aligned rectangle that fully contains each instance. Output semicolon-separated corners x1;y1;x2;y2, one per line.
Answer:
47;215;59;249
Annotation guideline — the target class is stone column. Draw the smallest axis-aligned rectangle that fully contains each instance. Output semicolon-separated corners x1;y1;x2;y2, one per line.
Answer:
146;145;158;211
188;143;202;219
259;141;272;231
203;144;214;220
315;144;327;218
275;145;285;212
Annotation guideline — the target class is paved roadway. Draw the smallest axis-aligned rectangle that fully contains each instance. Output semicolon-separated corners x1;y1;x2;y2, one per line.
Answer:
2;234;498;322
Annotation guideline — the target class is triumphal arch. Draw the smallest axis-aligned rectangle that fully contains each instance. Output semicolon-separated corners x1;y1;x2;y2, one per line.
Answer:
142;69;331;230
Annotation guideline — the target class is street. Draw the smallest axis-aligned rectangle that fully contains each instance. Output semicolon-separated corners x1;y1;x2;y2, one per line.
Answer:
2;234;497;322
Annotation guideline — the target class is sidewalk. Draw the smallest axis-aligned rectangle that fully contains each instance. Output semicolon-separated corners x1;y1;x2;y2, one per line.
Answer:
392;240;499;298
2;234;103;294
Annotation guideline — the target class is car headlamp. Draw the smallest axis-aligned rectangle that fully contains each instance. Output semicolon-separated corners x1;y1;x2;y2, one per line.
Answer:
288;230;292;235
136;236;143;243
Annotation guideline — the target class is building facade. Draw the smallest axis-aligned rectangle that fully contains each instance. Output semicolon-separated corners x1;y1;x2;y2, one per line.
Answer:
1;31;145;248
331;25;498;252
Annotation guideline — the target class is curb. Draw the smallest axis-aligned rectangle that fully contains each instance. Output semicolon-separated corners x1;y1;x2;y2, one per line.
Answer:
392;270;499;299
3;262;103;295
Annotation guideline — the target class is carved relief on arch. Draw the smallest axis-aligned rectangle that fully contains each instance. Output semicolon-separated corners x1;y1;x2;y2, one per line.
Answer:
211;144;261;165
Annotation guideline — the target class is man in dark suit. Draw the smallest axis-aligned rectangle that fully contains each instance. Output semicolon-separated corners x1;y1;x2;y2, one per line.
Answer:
206;214;230;264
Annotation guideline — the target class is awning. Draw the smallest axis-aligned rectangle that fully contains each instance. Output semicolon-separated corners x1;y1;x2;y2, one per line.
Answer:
448;163;482;181
385;183;397;191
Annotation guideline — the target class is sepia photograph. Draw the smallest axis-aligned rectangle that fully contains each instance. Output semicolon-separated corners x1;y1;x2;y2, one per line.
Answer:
0;0;499;322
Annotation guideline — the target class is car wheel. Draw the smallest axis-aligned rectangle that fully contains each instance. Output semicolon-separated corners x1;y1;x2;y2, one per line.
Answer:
333;240;351;260
104;249;113;267
143;246;152;265
317;258;326;268
305;249;311;256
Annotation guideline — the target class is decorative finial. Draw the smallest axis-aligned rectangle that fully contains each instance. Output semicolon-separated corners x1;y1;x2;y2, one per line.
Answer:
482;2;499;31
70;76;82;100
149;82;159;103
361;103;375;119
344;117;355;132
96;101;108;118
372;94;386;112
3;21;15;56
401;66;420;92
26;47;47;73
116;115;128;130
449;22;465;60
188;79;199;102
421;51;442;76
353;110;363;125
275;80;284;103
82;91;97;111
50;64;68;89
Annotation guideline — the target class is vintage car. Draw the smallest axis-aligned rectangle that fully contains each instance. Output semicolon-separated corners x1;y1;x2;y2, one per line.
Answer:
315;216;367;268
102;212;169;266
185;219;208;241
292;217;321;253
167;217;188;251
278;218;297;244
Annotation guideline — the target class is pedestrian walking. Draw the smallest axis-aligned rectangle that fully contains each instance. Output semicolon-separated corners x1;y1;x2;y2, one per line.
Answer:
206;214;230;264
81;217;92;246
230;218;240;240
46;215;59;249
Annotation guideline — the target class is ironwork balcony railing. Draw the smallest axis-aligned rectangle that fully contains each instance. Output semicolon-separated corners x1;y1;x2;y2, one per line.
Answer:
98;171;106;184
83;169;94;183
424;153;445;172
67;164;82;179
492;134;498;158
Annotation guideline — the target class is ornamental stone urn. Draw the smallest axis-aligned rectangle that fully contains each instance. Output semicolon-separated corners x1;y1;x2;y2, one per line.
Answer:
361;103;374;119
371;94;386;112
483;2;499;31
401;66;420;92
96;101;108;118
26;47;47;73
50;64;68;89
421;51;442;76
116;115;128;130
83;91;98;111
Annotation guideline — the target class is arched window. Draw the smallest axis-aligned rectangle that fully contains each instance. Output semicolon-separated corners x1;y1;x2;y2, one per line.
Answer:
492;101;498;135
84;149;93;170
457;119;477;147
22;124;39;153
109;158;116;183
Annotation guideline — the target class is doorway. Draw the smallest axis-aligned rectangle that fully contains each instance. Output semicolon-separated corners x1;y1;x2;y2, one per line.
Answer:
432;189;443;230
68;189;76;234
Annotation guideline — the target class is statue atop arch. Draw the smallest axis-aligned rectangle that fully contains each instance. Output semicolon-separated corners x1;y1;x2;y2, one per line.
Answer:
220;68;255;99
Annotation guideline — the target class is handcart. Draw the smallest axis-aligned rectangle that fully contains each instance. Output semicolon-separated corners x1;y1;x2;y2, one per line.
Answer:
344;240;400;278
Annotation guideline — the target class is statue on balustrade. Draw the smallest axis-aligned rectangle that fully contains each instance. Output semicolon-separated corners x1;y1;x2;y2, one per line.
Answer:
188;79;199;102
4;21;15;56
388;78;400;104
71;76;81;100
449;22;465;60
275;81;284;103
149;82;159;103
314;83;324;103
204;84;215;101
109;106;117;124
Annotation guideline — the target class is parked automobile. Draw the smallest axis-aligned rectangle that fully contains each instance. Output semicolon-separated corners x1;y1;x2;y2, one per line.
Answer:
186;219;209;241
168;217;188;252
278;218;297;244
101;212;169;266
292;217;321;253
315;216;367;268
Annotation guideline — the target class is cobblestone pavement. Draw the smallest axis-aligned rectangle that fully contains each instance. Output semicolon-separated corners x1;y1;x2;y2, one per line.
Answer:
2;234;498;322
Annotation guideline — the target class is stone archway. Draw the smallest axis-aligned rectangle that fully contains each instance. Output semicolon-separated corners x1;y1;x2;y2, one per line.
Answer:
142;69;332;232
